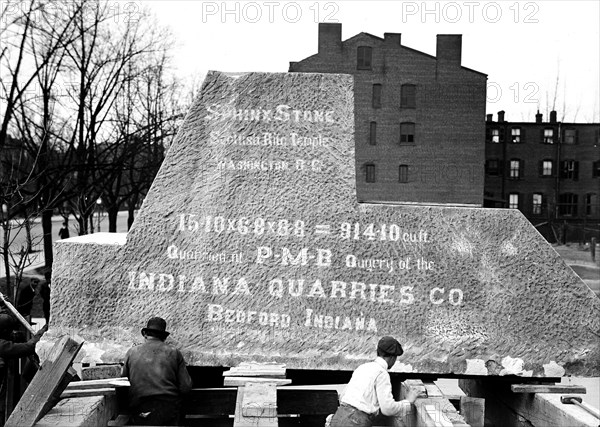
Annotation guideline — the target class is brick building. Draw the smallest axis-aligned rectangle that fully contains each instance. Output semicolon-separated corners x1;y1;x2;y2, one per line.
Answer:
484;110;600;240
289;23;487;206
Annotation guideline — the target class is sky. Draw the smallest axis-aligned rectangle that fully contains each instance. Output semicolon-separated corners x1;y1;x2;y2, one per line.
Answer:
144;0;600;123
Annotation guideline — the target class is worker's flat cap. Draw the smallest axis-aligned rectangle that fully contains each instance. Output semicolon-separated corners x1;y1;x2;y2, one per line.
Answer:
378;336;404;356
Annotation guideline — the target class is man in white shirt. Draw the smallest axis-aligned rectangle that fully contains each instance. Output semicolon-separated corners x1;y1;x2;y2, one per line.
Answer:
329;336;418;427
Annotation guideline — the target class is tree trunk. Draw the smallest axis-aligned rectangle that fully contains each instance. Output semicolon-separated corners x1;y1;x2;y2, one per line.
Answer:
24;211;32;253
42;209;53;270
77;215;86;235
2;223;11;294
108;206;118;232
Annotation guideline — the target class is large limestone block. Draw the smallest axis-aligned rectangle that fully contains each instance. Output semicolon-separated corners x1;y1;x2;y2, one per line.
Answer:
51;71;599;376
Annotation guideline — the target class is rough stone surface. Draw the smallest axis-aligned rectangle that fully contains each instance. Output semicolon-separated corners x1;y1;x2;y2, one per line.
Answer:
51;71;599;376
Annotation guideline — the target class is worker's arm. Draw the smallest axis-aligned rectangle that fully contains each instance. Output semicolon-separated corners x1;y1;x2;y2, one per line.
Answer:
374;372;416;416
177;351;193;394
0;325;47;359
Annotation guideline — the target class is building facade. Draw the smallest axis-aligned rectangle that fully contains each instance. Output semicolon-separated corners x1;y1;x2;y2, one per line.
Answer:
289;23;487;206
484;110;600;240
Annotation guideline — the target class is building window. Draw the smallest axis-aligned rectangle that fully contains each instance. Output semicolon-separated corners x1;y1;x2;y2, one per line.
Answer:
560;160;579;180
532;193;543;215
511;127;522;143
558;193;578;216
509;193;519;209
400;84;416;108
372;84;382;108
491;128;500;143
540;159;553;177
586;193;597;216
563;129;577;144
365;163;376;183
593;161;600;178
543;128;554;144
509;159;522;179
400;122;415;144
369;122;377;145
398;165;409;183
485;159;500;175
357;46;372;70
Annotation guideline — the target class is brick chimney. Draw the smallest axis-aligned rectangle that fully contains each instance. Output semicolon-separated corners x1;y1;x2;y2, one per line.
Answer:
436;35;462;65
535;111;543;123
318;23;342;55
384;33;401;46
550;110;557;123
498;110;505;123
486;114;493;123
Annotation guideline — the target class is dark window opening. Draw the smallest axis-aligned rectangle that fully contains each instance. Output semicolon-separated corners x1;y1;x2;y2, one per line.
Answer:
401;84;416;108
357;46;372;70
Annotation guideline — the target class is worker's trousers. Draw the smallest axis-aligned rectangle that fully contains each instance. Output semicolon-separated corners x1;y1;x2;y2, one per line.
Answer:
329;403;375;427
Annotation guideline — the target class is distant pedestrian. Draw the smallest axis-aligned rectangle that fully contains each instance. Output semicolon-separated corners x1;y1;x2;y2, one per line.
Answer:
58;222;70;239
122;317;193;425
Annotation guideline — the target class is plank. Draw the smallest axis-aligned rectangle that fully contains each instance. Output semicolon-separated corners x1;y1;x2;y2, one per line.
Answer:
460;397;484;427
511;384;587;394
224;377;291;387
459;379;598;427
224;362;286;378
60;388;116;399
233;384;278;427
66;377;128;390
6;334;84;427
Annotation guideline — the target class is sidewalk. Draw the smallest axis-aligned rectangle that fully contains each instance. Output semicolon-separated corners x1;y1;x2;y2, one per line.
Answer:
0;211;132;279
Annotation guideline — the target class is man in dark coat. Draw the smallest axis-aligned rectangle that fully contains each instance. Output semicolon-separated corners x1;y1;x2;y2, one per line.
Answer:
0;314;47;422
122;317;193;426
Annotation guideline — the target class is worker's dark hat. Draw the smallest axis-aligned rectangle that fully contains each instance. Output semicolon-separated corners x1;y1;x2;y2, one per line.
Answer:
377;336;404;356
0;313;15;331
141;317;170;338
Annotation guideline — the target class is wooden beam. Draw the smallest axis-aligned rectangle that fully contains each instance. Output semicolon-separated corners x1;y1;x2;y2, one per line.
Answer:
398;381;471;427
183;388;238;416
460;396;484;427
224;377;291;387
233;383;278;427
6;335;84;427
34;395;118;427
277;389;339;415
66;378;128;390
60;388;116;399
460;379;598;427
511;384;587;394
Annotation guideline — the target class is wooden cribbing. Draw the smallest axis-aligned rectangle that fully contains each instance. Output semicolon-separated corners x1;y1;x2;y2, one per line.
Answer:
6;334;84;427
511;384;587;394
399;380;471;427
460;379;598;427
234;382;278;427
